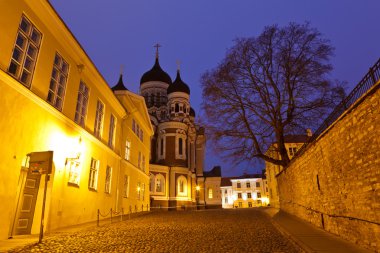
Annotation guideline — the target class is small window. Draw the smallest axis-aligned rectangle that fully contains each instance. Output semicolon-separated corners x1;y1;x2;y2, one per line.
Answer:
256;182;260;187
105;166;112;194
125;140;131;160
9;15;42;87
246;182;251;188
89;158;99;190
47;53;69;111
208;188;213;199
175;103;179;112
224;189;227;194
74;81;89;127
108;114;116;149
257;192;261;198
155;174;165;193
238;193;242;199
237;182;241;188
67;160;80;185
94;100;104;138
247;192;252;198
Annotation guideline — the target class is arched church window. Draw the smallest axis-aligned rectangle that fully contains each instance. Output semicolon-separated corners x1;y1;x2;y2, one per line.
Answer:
175;103;179;112
179;138;183;155
177;176;187;196
155;174;165;193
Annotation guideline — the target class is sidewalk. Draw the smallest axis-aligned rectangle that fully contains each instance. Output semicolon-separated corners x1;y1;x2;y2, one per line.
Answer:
262;207;374;253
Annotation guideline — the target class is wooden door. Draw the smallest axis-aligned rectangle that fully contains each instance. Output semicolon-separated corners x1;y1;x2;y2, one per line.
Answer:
15;172;41;235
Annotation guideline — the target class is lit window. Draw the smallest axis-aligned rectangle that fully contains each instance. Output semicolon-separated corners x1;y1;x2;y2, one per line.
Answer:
256;182;260;187
108;114;116;149
208;188;213;199
47;53;68;111
105;166;112;194
123;175;129;198
94;100;104;138
74;81;89;127
238;193;242;199
67;160;81;186
9;15;41;87
246;182;251;188
88;158;99;190
125;140;131;160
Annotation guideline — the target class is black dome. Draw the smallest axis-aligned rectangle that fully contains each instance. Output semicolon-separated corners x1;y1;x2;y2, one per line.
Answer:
111;74;128;91
190;107;195;117
167;70;190;95
140;58;172;85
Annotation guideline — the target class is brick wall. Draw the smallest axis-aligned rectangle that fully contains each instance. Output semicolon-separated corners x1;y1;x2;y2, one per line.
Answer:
277;82;380;252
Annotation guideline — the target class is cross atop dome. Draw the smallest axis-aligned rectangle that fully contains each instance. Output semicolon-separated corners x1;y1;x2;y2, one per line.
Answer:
154;43;161;59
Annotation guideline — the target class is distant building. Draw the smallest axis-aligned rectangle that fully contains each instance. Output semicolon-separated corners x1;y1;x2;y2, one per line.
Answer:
0;0;152;240
265;133;310;208
139;48;221;210
221;174;269;208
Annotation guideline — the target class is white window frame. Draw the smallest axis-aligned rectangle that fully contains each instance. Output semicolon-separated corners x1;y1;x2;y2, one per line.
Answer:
8;15;42;88
74;81;89;127
47;53;69;111
67;160;81;186
105;166;112;194
89;158;99;190
108;114;116;149
94;100;104;138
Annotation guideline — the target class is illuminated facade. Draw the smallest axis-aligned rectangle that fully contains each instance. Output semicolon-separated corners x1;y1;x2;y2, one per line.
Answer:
0;0;153;240
221;175;269;209
141;51;221;209
265;134;310;208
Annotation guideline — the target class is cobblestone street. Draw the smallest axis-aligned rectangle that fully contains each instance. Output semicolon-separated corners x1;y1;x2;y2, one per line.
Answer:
9;208;301;253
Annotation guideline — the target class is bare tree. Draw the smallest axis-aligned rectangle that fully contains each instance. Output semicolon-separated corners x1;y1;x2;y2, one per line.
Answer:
201;23;345;167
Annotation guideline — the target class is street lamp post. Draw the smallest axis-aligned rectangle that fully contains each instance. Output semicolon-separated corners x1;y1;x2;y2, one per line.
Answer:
195;185;200;210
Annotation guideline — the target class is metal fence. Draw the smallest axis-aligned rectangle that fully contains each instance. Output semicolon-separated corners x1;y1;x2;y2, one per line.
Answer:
295;57;380;158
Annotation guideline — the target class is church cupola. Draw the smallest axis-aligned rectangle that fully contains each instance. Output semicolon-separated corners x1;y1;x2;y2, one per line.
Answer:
140;58;172;86
167;70;190;95
111;74;128;91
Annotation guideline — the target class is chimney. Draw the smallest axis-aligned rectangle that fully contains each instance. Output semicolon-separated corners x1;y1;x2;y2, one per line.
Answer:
306;128;313;137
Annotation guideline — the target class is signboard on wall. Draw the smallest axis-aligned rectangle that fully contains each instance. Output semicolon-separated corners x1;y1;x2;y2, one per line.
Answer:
28;151;53;174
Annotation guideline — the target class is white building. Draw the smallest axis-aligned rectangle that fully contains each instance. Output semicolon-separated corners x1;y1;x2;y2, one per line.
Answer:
221;174;269;208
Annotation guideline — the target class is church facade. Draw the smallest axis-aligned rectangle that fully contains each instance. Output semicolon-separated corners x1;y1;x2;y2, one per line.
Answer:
135;52;221;209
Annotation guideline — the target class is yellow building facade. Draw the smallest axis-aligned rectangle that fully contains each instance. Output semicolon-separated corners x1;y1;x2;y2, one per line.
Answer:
0;0;153;240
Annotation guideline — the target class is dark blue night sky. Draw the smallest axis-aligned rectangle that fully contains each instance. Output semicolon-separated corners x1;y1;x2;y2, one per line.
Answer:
49;0;380;176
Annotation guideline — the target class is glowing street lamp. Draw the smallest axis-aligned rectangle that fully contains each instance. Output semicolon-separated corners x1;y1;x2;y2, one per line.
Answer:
195;185;200;210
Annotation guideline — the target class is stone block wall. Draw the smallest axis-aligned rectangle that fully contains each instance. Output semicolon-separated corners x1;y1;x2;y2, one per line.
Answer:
277;82;380;252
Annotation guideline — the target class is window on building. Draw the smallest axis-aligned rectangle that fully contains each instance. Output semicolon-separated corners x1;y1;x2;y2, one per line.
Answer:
160;138;164;156
74;81;89;127
224;189;227;194
47;53;68;111
224;197;228;203
108;114;116;149
123;175;129;198
247;192;252;198
246;182;251;188
256;182;260;187
132;119;136;133
105;166;112;194
142;155;145;172
237;182;241;188
289;147;297;156
208;188;213;199
94;100;104;138
238;193;242;199
136;124;140;137
179;105;183;112
155;174;165;193
125;140;131;160
137;182;141;200
138;151;141;169
257;192;261;198
178;138;183;155
175;103;179;112
140;129;144;142
9;15;41;88
67;160;80;185
248;202;252;208
177;176;187;196
88;158;99;190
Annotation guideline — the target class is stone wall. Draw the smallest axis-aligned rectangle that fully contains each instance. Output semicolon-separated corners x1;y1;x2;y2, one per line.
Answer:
277;82;380;252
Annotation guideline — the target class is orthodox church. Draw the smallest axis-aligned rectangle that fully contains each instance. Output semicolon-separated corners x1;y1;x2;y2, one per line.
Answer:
132;47;221;209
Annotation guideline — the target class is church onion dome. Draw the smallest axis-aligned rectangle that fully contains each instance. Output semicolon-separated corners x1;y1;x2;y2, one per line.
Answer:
190;107;195;117
167;70;190;95
111;74;128;91
140;58;172;85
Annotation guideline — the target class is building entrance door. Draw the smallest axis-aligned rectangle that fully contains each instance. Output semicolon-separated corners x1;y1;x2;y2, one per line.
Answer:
14;172;41;235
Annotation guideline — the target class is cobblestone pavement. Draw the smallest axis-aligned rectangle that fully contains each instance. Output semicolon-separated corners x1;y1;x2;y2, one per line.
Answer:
9;208;302;253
